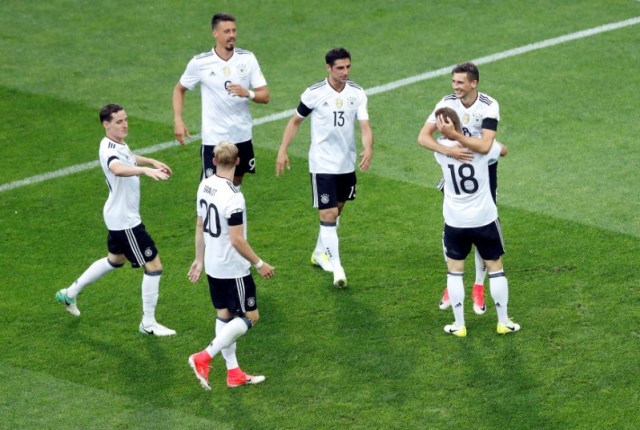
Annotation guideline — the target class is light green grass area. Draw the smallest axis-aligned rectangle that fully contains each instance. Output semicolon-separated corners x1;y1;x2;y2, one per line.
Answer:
1;1;639;429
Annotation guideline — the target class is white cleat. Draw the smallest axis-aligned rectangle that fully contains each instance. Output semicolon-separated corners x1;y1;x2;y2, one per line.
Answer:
333;266;347;289
497;320;521;335
139;322;176;337
55;289;80;317
311;252;333;272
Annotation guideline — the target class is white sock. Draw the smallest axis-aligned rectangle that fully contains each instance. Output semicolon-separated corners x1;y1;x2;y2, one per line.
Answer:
217;318;239;369
319;223;341;270
489;271;509;324
314;227;324;255
474;248;486;286
141;271;161;326
67;257;118;298
206;317;251;358
447;272;465;327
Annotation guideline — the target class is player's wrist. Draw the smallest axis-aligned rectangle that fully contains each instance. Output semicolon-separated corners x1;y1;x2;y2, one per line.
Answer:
247;90;256;100
254;259;264;269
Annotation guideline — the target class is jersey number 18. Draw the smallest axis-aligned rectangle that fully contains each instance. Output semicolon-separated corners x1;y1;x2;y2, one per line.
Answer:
446;164;479;195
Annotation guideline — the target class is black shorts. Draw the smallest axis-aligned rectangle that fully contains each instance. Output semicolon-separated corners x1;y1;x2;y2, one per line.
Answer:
207;274;258;315
310;172;357;210
443;220;505;261
107;223;158;268
201;140;256;180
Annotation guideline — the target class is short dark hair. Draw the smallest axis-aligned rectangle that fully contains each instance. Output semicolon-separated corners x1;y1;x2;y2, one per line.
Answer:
212;13;236;29
99;104;123;123
325;48;351;66
434;107;462;133
452;62;479;83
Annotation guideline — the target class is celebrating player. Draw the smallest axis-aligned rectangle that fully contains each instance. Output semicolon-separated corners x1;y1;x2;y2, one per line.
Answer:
187;143;274;391
433;107;520;337
173;12;270;187
55;104;176;337
418;62;501;314
276;47;374;288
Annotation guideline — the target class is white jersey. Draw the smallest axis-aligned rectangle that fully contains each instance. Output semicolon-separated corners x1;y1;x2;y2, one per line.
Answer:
435;138;502;228
427;92;499;138
179;47;267;146
297;79;369;174
196;174;250;278
98;137;141;231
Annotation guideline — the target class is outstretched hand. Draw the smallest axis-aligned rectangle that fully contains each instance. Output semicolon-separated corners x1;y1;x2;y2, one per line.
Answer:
144;167;171;181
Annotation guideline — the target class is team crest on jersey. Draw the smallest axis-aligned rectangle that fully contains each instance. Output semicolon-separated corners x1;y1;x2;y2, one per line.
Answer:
144;248;153;257
223;66;231;77
347;96;357;108
320;194;330;204
335;98;343;109
236;64;248;75
205;168;215;178
473;113;483;125
247;297;256;307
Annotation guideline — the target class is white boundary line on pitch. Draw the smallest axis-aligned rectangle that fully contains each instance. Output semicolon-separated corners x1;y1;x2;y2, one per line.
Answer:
2;16;639;193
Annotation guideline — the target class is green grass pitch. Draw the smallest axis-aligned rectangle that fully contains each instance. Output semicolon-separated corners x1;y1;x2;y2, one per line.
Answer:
1;1;639;428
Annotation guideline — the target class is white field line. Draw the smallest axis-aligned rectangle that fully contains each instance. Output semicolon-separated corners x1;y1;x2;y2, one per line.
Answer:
2;16;639;193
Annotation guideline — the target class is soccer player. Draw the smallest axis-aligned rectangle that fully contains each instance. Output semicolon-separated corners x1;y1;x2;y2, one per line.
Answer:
55;104;176;337
418;62;500;315
173;12;270;187
187;143;274;391
275;47;374;288
433;107;519;337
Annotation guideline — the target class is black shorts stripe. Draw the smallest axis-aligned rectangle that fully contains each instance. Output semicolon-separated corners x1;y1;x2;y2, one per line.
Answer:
235;277;246;314
125;228;145;266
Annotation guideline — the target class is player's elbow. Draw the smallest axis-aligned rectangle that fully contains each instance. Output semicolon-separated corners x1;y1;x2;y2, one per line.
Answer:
230;235;246;250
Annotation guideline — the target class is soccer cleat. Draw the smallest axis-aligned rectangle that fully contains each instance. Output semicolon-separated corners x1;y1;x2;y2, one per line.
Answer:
188;351;212;391
139;322;176;337
311;252;333;272
439;288;450;310
472;284;486;315
227;367;266;388
497;320;521;335
333;266;347;289
55;289;80;317
444;323;467;337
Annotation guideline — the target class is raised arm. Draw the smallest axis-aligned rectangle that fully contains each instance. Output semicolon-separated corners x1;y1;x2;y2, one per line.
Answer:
110;158;170;181
437;115;496;154
418;120;473;161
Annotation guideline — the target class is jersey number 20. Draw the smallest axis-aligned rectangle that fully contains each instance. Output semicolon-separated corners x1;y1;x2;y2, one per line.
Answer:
200;200;221;238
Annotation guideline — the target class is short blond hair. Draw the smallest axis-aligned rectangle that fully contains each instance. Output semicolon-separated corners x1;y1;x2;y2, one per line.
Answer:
214;142;239;168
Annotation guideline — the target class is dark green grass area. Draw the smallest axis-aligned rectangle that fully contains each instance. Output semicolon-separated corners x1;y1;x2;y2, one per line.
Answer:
2;0;640;428
1;145;638;429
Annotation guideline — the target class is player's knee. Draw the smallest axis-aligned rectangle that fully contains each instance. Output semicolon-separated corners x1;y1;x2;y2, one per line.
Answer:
245;310;259;326
145;256;162;273
107;254;126;267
